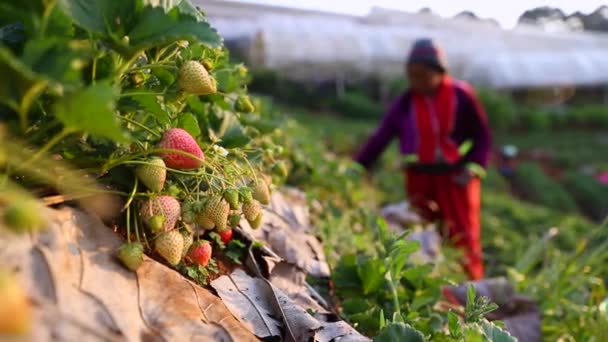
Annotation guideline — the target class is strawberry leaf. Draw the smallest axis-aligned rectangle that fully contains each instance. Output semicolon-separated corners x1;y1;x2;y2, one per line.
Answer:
373;323;424;342
128;6;221;51
58;0;136;36
176;112;201;137
54;81;129;142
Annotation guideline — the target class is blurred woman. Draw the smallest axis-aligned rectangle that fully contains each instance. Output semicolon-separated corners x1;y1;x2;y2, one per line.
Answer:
355;38;492;280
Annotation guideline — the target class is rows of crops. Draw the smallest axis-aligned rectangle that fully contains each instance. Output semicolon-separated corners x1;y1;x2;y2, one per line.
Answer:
0;1;607;341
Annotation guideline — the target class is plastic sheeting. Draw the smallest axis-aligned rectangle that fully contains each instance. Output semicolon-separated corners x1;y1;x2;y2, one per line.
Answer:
205;2;608;89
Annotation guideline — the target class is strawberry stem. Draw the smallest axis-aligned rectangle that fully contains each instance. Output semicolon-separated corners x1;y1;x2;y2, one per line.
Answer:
122;178;139;212
118;116;160;137
126;204;132;244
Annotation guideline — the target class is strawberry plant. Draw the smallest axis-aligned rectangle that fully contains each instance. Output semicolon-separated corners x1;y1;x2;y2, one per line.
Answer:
0;0;286;285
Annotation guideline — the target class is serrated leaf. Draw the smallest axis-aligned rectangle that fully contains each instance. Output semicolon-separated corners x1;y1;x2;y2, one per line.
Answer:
142;0;206;21
373;322;424;342
356;257;385;295
131;94;170;125
214;69;239;93
448;312;463;338
58;0;136;36
151;67;175;85
128;6;221;51
217;111;250;148
54;81;128;141
176;112;200;137
21;38;90;86
480;321;517;342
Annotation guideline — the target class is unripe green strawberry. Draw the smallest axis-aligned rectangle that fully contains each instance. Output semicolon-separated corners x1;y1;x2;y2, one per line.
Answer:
187;240;212;267
234;95;255;113
2;200;44;233
223;188;240;210
249;212;263;230
116;242;144;271
154;230;184;266
196;213;215;230
204;196;230;231
140;196;180;232
229;213;241;228
178;60;216;95
181;230;194;258
272;161;289;178
181;202;196;224
201;60;214;71
166;184;182;198
239;187;253;204
252;180;271;205
136;158;166;192
241;200;261;222
235;64;248;78
147;214;165;234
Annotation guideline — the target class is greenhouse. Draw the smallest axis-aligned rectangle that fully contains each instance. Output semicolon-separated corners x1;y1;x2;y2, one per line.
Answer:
202;0;608;90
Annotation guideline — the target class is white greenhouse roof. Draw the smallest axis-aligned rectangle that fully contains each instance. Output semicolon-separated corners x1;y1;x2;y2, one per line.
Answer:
200;0;608;89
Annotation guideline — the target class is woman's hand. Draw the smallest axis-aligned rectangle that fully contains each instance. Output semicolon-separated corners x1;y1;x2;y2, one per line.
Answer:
453;169;475;186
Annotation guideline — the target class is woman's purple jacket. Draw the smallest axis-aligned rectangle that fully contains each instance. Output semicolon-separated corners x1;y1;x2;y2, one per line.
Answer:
354;82;492;171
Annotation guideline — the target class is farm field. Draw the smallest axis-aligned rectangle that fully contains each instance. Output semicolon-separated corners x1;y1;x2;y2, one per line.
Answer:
0;1;607;341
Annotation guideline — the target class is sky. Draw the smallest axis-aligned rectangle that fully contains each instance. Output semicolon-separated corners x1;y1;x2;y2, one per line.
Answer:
238;0;607;28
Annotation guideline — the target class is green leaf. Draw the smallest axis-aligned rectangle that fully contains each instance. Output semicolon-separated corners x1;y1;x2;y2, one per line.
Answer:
176;112;200;137
21;38;91;86
58;0;136;36
54;81;128;141
214;69;239;93
467;284;476;309
128;6;221;51
131;94;170;125
356;257;386;295
217;111;250;149
480;321;517;342
373;322;424;342
151;67;175;85
142;0;206;21
447;311;463;338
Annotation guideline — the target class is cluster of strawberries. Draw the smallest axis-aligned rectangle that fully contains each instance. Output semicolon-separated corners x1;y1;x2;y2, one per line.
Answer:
116;61;268;272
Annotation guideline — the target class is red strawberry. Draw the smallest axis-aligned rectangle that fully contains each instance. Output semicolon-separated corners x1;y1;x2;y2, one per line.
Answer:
188;240;212;267
218;229;233;244
140;196;180;232
158;128;205;170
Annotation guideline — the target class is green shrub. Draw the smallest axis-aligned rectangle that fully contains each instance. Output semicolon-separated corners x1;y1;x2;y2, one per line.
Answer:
568;105;608;128
519;107;552;131
329;91;383;119
482;168;511;193
512;162;578;212
477;88;517;131
563;171;608;222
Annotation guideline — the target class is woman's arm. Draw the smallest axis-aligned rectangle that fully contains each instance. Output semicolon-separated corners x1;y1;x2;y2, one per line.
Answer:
459;85;492;171
353;96;403;169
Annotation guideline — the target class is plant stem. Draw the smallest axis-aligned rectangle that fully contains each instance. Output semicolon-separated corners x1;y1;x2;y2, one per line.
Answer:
118;116;160;137
386;271;401;316
122;178;139;212
39;0;57;37
118;92;166;98
126;205;132;244
133;203;141;244
24;128;73;166
19;80;48;133
127;64;177;73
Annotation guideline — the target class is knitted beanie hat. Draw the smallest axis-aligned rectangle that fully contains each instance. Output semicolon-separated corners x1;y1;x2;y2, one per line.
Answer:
406;38;448;72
